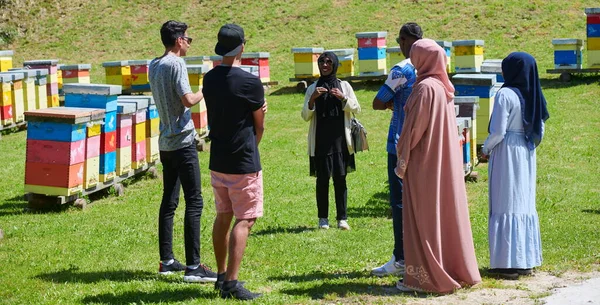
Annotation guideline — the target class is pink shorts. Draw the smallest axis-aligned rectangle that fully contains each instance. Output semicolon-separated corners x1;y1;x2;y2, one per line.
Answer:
211;170;263;219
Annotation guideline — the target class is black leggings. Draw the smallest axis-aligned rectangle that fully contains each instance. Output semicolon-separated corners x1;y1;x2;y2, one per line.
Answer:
316;174;347;221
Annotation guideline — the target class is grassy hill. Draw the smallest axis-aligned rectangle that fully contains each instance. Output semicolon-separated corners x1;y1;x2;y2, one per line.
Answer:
1;1;599;304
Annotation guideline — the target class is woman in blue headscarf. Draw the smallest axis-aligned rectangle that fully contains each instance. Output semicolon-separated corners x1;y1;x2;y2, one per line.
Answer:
482;52;549;279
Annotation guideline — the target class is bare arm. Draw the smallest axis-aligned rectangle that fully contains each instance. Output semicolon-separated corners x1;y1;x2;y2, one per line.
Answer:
372;97;392;110
180;91;204;108
252;107;265;146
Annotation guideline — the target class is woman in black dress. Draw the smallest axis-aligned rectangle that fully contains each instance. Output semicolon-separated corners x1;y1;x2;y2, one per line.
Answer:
301;52;361;230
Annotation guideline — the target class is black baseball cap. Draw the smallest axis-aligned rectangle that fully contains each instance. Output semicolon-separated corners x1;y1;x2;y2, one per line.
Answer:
215;24;246;56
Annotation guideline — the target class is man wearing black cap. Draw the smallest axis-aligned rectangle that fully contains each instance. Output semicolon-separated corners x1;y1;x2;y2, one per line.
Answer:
149;20;217;283
203;23;265;300
370;22;422;278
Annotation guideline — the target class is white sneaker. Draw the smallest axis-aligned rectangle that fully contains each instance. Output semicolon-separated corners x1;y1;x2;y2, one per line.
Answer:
396;280;425;293
371;255;405;277
337;220;350;230
318;218;329;229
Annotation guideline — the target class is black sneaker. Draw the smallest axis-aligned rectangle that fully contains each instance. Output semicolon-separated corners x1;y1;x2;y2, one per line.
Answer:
158;259;186;275
183;264;218;283
488;268;519;280
215;279;245;291
221;282;262;300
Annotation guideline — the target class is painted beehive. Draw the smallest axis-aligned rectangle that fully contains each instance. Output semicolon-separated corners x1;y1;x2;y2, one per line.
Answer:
57;65;63;95
184;55;212;66
59;64;91;85
240;65;259;77
0;50;14;72
24;107;105;196
116;97;148;170
454;96;480;165
146;104;159;163
11;68;49;109
102;61;132;90
115;102;136;176
291;47;323;78
326;49;355;77
187;64;210;93
209;55;223;67
23;59;60;107
64;83;122;182
551;39;583;69
356;32;387;76
453;40;484;72
0;74;13;125
435;40;452;73
481;59;504;82
241;52;271;82
0;72;25;124
7;69;39;112
386;46;405;68
586;8;600;68
128;60;151;92
452;74;496;142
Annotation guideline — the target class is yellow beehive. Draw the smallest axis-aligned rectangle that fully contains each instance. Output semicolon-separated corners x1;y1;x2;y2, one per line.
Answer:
326;49;355;77
386;46;406;67
0;50;14;72
187;64;210;92
292;47;323;78
103;61;131;89
116;147;132;176
453;40;485;72
0;72;25;123
84;156;100;189
146;136;159;163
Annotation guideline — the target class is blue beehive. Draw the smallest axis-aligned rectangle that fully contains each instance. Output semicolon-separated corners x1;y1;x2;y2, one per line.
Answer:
452;74;496;143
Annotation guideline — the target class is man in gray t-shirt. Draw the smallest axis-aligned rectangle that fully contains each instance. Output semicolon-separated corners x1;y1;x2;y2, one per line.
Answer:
148;20;217;284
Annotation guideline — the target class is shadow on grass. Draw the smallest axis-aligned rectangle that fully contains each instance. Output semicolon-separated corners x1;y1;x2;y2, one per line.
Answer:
279;281;432;299
269;270;369;282
0;195;30;217
270;85;302;96
582;209;600;215
36;268;174;284
81;287;215;304
540;74;600;89
253;225;316;236
347;190;390;218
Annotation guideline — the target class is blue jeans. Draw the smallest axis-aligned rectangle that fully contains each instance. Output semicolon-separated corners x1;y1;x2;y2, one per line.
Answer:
388;153;404;261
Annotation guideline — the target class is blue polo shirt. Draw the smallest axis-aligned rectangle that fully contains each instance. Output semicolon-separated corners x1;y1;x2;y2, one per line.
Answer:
375;59;417;154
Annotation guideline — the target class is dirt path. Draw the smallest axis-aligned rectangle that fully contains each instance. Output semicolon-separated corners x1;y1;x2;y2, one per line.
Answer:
406;271;600;305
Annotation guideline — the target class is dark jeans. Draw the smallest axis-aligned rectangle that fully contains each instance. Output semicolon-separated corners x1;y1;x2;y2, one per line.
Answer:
316;174;347;221
388;153;404;261
158;144;204;266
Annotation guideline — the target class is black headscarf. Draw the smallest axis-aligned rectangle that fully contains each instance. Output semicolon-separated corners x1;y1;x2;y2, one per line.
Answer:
500;52;549;150
315;52;343;118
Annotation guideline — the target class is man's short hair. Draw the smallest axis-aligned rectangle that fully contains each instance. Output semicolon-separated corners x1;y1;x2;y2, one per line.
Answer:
160;20;188;48
400;22;423;40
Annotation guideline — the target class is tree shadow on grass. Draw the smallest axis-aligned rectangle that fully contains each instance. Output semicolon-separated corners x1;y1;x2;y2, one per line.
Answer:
0;194;42;217
36;267;176;284
582;209;600;215
347;190;390;219
81;287;216;304
252;225;316;236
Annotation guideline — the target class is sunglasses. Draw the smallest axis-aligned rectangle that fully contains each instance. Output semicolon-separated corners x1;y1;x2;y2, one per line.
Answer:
181;36;193;44
396;36;405;44
318;59;333;65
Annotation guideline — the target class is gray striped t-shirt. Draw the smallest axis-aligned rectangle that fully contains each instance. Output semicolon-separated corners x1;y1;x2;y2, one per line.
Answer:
149;54;196;151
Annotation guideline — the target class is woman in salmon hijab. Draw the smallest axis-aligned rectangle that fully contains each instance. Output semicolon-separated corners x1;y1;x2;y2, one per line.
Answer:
395;39;481;293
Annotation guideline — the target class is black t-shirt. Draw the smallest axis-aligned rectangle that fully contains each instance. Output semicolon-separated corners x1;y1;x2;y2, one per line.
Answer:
202;66;265;174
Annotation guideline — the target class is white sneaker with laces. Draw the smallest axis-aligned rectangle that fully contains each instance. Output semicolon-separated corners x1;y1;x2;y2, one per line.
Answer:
371;255;405;277
337;220;350;230
318;218;329;229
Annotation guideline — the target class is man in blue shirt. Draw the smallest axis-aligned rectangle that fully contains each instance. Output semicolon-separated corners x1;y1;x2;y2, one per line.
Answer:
371;22;422;277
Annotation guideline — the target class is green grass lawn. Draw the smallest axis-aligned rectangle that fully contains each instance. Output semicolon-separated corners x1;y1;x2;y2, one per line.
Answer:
1;1;600;304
